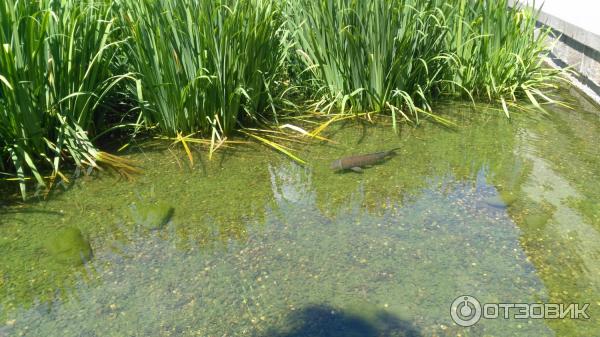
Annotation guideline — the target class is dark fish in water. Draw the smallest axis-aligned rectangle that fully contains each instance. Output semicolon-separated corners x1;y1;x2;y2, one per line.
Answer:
331;148;400;172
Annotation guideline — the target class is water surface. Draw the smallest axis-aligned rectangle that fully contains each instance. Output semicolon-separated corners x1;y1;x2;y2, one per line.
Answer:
1;92;599;336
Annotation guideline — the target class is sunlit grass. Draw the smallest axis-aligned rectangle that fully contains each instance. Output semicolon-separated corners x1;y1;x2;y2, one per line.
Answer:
0;0;569;198
286;0;565;124
120;0;288;141
441;0;566;116
0;0;134;199
286;0;450;125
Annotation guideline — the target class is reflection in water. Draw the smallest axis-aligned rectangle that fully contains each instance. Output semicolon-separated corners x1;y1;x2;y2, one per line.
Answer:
269;164;314;206
2;163;553;337
521;130;600;290
514;127;600;334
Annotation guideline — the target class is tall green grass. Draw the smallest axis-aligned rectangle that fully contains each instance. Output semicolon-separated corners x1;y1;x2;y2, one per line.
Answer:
0;0;566;198
286;0;564;122
120;0;287;139
286;0;450;122
442;0;564;113
0;0;131;198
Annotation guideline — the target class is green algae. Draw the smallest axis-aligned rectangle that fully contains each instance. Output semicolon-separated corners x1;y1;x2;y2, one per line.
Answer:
483;191;518;208
44;227;93;266
0;171;554;336
129;202;174;230
523;212;551;229
567;197;600;228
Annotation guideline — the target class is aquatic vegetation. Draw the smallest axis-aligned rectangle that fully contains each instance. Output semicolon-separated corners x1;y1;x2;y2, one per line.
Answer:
0;0;133;198
0;0;568;197
0;2;596;335
483;191;518;208
523;212;552;229
286;0;564;123
129;201;174;230
286;0;450;122
441;0;565;116
1;158;554;336
44;227;93;266
2;99;600;335
120;0;287;138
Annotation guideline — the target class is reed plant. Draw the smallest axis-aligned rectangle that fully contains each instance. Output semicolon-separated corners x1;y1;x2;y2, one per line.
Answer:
119;0;287;140
286;0;450;124
0;0;131;198
0;0;567;198
441;0;564;114
286;0;564;122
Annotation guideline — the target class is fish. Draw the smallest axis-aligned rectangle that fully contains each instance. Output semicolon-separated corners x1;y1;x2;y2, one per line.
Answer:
330;148;400;172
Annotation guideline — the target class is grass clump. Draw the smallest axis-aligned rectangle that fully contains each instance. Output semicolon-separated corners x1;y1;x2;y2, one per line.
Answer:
0;0;132;198
0;0;568;198
286;0;450;121
442;0;565;115
120;0;287;139
286;0;565;123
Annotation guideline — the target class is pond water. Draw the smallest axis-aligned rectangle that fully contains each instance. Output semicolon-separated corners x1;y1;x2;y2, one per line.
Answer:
1;91;599;336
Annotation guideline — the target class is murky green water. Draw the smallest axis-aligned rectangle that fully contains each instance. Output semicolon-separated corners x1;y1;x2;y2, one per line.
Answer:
1;91;599;336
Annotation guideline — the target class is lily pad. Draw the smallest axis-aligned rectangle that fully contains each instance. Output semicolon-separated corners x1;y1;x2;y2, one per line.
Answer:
44;227;93;266
130;202;174;229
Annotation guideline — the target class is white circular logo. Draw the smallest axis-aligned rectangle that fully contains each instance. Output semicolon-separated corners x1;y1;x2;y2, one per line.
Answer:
450;295;482;327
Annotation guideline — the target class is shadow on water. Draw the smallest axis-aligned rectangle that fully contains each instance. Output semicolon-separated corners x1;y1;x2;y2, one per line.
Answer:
263;305;421;337
0;205;63;225
0;301;427;337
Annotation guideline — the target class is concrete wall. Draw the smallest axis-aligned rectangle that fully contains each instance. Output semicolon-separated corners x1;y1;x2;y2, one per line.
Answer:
513;0;600;105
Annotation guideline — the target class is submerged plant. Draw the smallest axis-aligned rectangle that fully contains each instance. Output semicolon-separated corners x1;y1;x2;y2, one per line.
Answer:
0;0;133;198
